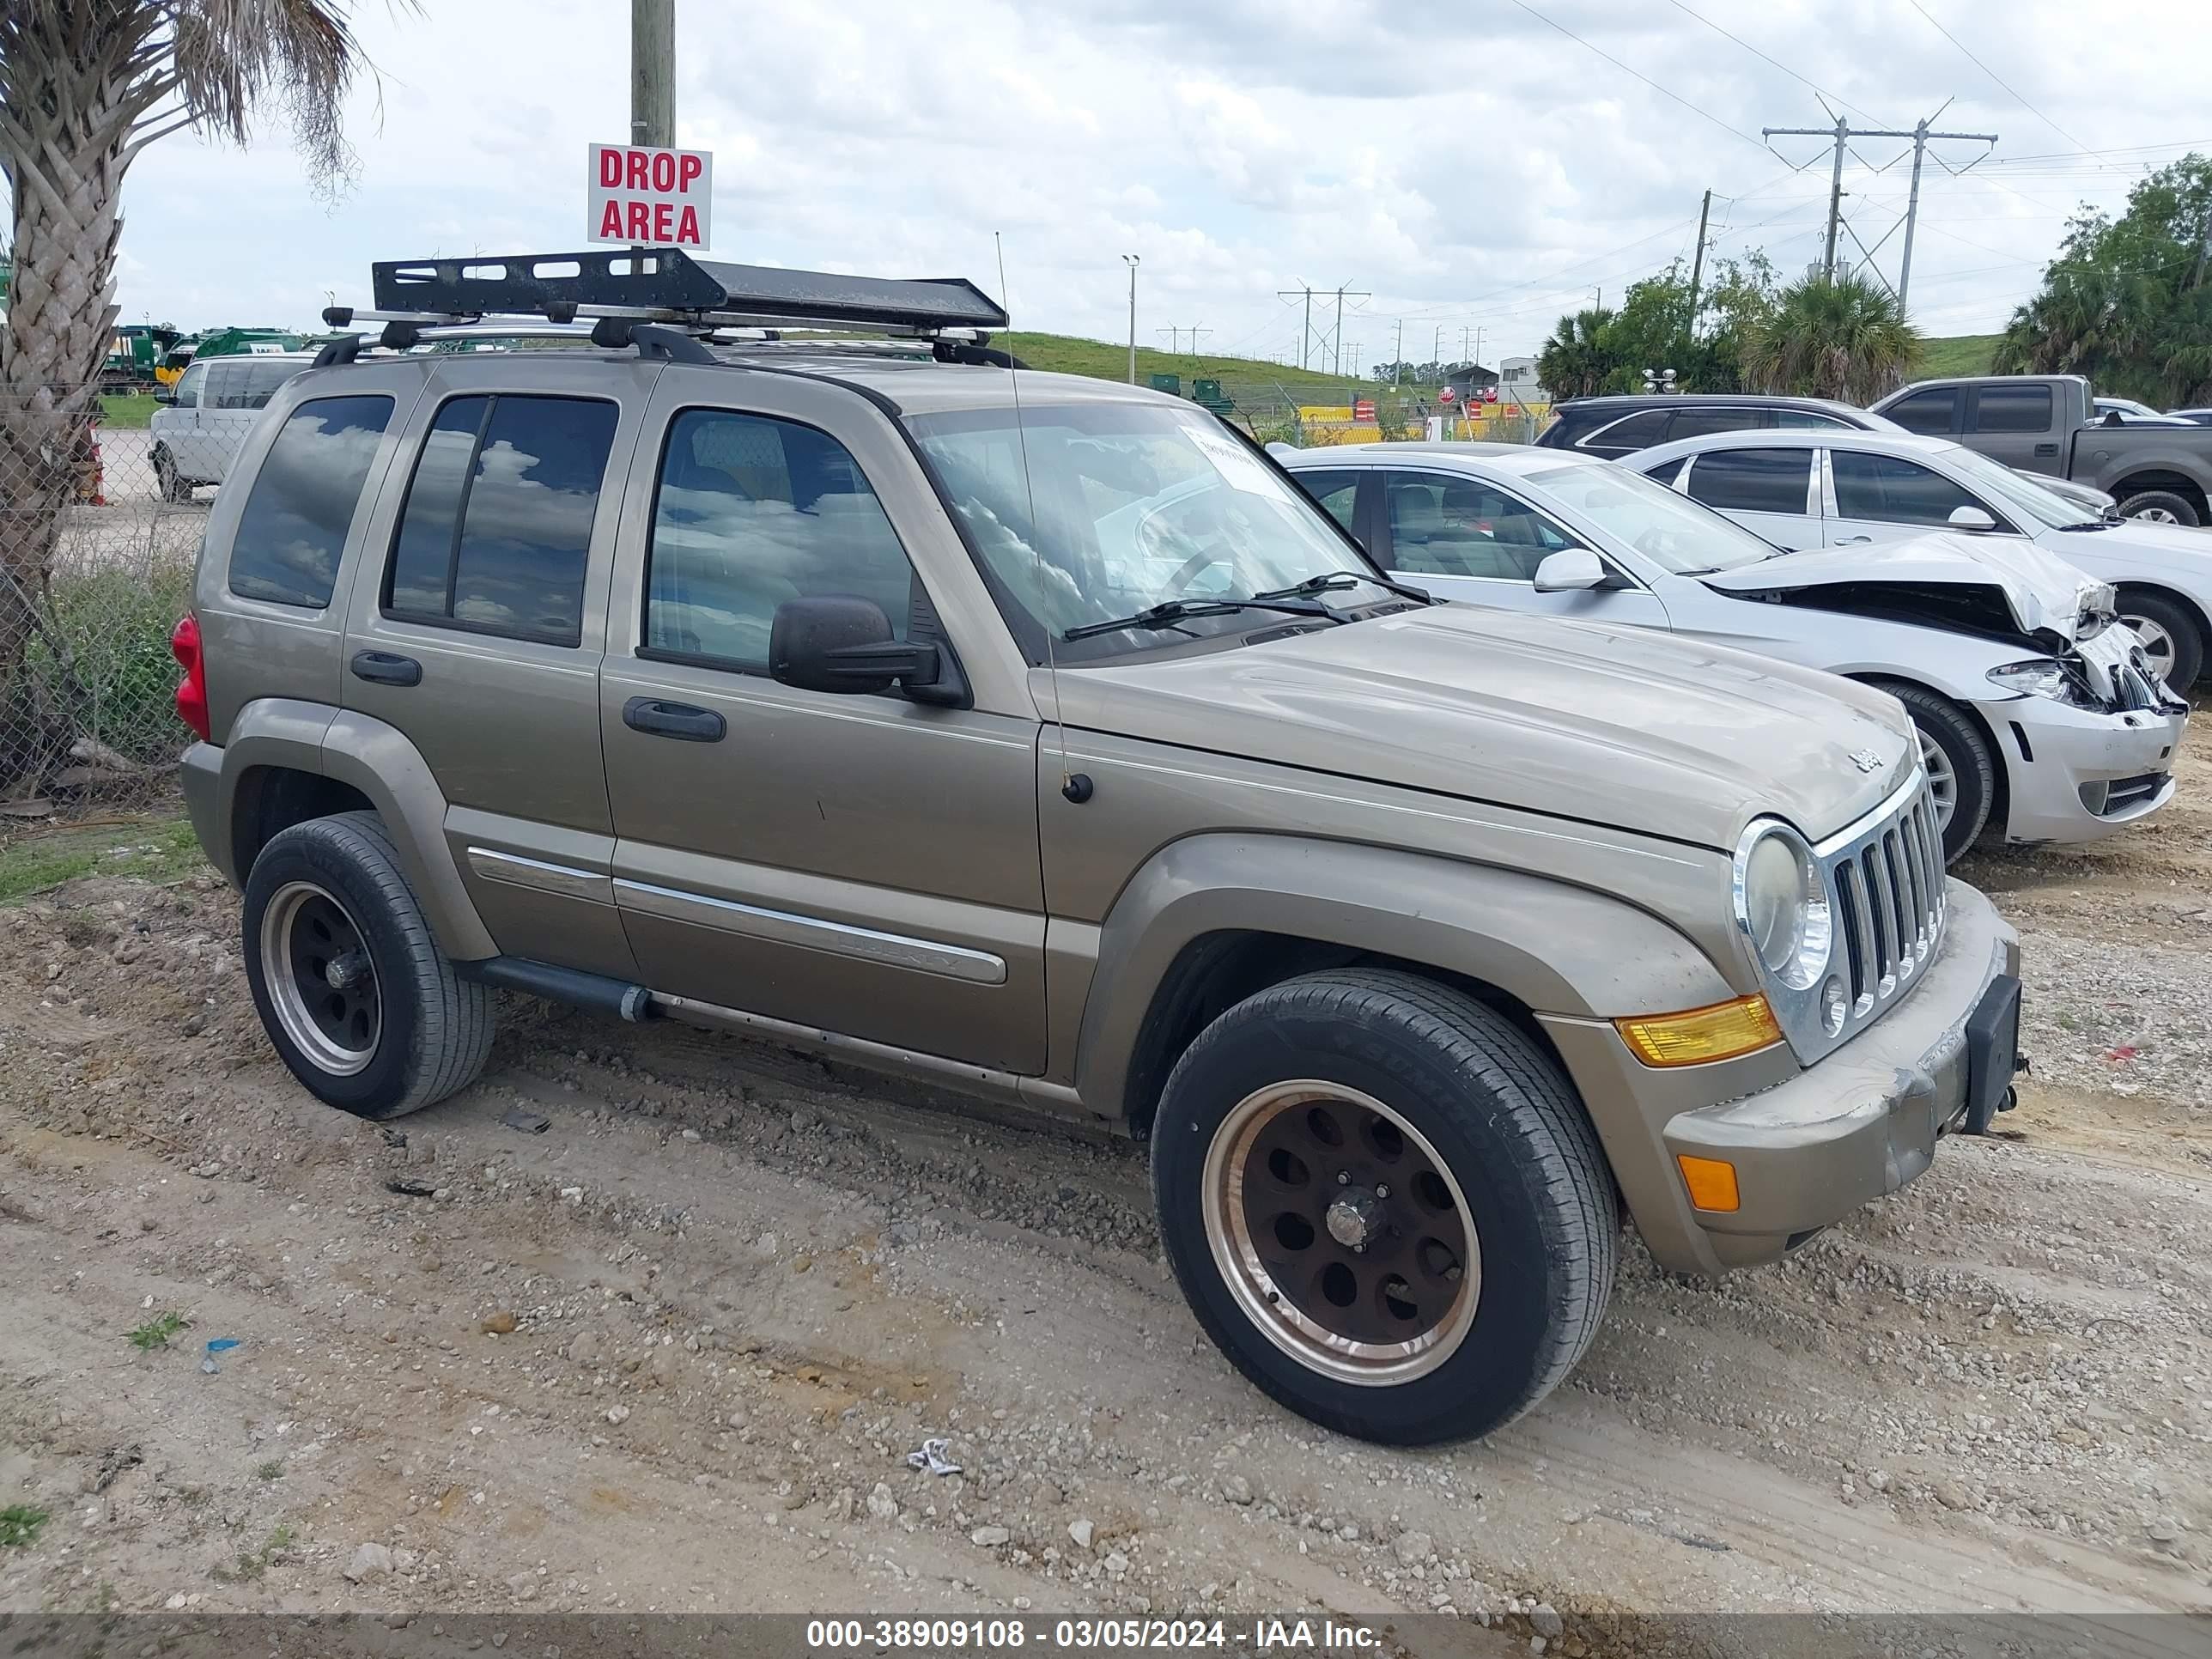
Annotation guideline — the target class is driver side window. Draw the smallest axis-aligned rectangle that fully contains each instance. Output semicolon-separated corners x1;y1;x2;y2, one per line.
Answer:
1384;471;1575;581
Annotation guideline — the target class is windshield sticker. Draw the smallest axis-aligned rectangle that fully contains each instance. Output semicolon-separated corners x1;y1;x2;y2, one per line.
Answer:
1182;424;1279;495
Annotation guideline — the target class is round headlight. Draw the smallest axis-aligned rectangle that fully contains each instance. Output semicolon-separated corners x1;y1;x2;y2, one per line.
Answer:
1733;823;1832;990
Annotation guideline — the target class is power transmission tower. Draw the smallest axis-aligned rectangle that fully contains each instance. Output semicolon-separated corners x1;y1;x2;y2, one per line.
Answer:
631;0;675;147
1157;325;1208;356
1280;283;1366;373
1763;109;1996;295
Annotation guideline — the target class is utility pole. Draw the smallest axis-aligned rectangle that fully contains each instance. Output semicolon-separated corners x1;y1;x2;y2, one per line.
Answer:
1121;254;1139;384
1765;111;1996;292
1686;187;1712;331
1157;326;1206;357
1157;326;1181;355
1431;325;1443;368
1473;325;1486;368
631;0;675;148
1394;318;1405;386
1279;285;1315;369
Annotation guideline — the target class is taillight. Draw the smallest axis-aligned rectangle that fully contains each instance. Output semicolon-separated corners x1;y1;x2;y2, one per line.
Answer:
171;612;210;740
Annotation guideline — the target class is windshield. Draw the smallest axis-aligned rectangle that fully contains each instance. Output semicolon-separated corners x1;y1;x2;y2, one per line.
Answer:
1937;443;2099;529
1522;461;1778;574
906;402;1389;659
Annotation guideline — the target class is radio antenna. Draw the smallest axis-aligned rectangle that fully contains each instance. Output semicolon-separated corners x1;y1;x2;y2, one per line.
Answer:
994;230;1075;798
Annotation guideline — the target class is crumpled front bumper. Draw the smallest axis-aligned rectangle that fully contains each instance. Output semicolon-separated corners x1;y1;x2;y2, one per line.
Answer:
1659;878;2017;1266
1980;693;2187;846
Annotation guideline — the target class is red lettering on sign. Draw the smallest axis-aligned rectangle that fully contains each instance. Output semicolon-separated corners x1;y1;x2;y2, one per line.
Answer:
678;154;702;191
653;201;672;240
626;151;648;190
599;200;625;238
677;205;700;244
599;149;623;187
627;200;650;240
650;152;676;191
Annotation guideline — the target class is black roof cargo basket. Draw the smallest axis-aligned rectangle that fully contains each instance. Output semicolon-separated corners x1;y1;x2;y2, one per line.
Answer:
368;249;1009;336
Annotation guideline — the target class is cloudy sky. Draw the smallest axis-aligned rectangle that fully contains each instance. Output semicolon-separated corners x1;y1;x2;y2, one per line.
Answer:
105;0;2210;374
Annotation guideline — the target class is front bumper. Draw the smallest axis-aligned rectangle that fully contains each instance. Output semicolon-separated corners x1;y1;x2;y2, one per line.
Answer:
1980;694;2187;846
1658;878;2017;1266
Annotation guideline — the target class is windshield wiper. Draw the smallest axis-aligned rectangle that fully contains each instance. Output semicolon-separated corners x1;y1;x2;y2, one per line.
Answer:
1061;596;1339;642
1250;569;1440;605
2058;520;2112;532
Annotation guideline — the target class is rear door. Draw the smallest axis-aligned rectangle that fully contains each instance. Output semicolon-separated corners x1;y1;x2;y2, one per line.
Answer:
338;357;659;978
1823;447;2019;547
1963;381;2058;474
1677;446;1820;549
1374;466;1669;627
599;372;1047;1073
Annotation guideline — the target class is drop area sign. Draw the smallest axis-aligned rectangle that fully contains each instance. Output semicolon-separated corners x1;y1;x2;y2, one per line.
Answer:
588;143;712;248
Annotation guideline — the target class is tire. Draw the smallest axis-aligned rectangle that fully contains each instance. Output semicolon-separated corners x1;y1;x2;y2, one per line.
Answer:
1877;682;1995;863
240;811;494;1119
2114;590;2203;694
2115;488;2200;528
153;445;191;504
1149;968;1620;1445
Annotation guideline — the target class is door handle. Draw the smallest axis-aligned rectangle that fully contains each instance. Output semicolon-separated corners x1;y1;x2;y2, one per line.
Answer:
1834;535;1873;544
623;696;725;742
349;650;422;686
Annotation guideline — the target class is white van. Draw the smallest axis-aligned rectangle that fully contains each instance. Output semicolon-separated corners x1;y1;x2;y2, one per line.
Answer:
150;352;318;501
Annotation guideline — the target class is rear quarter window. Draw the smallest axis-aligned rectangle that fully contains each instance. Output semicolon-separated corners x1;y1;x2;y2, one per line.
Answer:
225;395;396;609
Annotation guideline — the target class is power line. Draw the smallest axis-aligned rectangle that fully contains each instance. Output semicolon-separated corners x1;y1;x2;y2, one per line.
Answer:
1499;0;1768;152
1656;0;1887;127
1902;0;2101;159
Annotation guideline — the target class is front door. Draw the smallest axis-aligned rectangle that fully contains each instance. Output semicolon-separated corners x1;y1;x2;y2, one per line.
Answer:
163;360;216;479
1823;447;2019;548
1678;445;1820;549
599;374;1047;1073
1373;467;1671;627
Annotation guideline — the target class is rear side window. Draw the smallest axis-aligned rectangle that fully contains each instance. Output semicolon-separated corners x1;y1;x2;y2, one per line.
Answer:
1832;450;1994;527
227;395;395;609
1579;410;1668;452
1685;447;1814;514
384;394;618;646
642;409;917;669
1771;409;1851;429
1885;387;1959;435
1969;385;2051;433
1664;409;1758;441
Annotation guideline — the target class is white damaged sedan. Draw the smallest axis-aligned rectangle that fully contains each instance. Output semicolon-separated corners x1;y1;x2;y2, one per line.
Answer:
1278;442;2187;863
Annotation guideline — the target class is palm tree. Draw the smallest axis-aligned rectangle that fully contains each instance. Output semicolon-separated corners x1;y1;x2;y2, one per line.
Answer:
1536;307;1618;401
1740;271;1922;404
0;2;388;795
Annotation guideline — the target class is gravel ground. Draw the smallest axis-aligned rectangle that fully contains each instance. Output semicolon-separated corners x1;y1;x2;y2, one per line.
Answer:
0;732;2206;1649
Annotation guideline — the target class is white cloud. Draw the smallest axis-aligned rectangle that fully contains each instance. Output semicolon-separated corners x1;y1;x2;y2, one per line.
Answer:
80;0;2212;370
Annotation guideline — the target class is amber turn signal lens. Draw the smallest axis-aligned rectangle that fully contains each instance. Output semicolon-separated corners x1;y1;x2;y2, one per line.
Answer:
1675;1154;1741;1212
1614;994;1783;1067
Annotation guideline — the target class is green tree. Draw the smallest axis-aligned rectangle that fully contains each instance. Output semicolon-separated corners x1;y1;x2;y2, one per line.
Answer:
1536;307;1620;399
1740;270;1921;404
0;2;391;799
1995;155;2212;406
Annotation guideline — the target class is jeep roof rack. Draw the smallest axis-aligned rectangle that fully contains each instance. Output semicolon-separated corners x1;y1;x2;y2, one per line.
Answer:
332;248;1007;335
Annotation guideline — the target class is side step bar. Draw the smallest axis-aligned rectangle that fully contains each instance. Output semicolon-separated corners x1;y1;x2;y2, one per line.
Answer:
458;957;655;1023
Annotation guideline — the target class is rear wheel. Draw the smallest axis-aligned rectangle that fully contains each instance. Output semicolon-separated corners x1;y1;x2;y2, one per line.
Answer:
2115;488;2200;528
2115;591;2203;693
1150;968;1618;1444
241;811;494;1119
1879;683;1994;862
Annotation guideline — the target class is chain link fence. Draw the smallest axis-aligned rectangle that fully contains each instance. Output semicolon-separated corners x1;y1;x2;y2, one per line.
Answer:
2;389;198;827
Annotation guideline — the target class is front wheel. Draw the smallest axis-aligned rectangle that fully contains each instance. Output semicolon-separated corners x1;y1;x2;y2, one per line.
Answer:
2115;591;2203;694
153;445;191;504
1877;682;1995;862
1150;969;1619;1444
241;811;494;1119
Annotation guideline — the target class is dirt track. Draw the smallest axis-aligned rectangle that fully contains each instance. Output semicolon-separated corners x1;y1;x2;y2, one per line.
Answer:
0;740;2207;1645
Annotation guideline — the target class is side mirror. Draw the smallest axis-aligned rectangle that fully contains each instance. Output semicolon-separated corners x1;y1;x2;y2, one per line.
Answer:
1947;505;1998;532
152;388;174;405
769;594;958;704
1532;548;1607;592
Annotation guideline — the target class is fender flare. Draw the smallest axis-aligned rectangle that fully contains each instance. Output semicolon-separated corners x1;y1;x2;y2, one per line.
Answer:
212;699;496;961
1070;832;1736;1121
